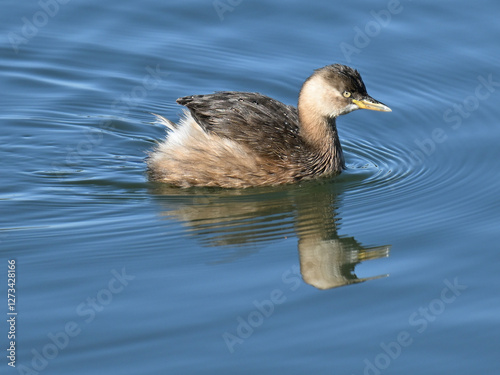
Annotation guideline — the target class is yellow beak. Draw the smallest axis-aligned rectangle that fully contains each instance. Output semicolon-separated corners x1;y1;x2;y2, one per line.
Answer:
352;97;392;112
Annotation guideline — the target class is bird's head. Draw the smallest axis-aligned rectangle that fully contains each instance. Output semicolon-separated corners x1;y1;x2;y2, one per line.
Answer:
299;64;391;119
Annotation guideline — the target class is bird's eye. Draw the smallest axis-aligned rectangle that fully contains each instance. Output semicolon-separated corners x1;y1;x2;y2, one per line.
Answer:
343;91;351;98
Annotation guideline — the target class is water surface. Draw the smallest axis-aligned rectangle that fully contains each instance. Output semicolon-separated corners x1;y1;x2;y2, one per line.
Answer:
1;1;499;374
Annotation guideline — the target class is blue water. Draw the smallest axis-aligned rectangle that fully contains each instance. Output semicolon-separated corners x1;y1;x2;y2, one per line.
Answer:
1;0;500;374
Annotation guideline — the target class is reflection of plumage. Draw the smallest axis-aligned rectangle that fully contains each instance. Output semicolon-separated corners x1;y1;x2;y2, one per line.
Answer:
147;64;390;188
150;182;390;290
299;238;389;290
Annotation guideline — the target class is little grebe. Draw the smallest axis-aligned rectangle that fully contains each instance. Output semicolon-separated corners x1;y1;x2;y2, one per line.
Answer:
147;64;391;188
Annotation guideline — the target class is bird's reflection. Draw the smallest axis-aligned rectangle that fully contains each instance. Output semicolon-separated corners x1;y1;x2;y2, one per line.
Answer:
150;179;390;290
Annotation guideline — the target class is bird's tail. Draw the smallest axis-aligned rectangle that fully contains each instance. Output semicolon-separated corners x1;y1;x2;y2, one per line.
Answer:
151;113;177;131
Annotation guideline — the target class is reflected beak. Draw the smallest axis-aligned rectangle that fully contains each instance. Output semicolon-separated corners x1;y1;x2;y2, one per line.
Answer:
352;96;392;112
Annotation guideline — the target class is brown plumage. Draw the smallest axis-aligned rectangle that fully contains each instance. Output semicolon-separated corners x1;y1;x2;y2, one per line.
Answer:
147;64;391;188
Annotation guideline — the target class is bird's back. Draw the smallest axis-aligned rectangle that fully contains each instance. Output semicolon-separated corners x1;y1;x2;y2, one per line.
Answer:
177;92;305;162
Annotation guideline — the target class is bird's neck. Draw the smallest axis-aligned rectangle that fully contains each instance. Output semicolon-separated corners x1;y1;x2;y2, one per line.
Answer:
298;106;333;147
298;103;345;173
